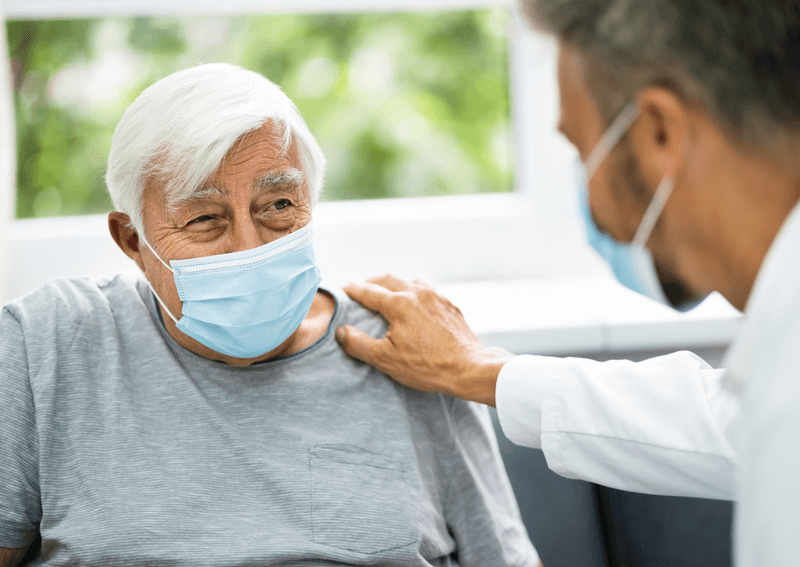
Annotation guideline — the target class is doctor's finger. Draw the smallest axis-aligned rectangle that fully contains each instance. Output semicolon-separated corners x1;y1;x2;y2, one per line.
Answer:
363;273;417;292
411;278;435;289
342;280;409;317
335;325;390;370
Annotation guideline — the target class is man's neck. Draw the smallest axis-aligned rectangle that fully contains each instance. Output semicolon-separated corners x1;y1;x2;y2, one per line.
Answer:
719;173;800;311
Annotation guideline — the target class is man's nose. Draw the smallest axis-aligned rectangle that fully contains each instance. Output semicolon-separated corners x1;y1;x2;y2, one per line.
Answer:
230;216;263;253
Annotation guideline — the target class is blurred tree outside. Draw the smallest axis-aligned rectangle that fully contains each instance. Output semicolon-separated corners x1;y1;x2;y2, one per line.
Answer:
6;9;513;219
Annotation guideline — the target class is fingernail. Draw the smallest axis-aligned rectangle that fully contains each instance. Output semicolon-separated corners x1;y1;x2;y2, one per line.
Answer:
335;326;346;345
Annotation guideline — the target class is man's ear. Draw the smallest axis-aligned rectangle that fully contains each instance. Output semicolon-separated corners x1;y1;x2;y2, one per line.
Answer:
108;212;146;272
631;87;691;188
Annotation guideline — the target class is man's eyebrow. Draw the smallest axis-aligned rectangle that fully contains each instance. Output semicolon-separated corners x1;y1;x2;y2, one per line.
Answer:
186;185;226;201
169;184;226;209
169;167;306;207
255;168;305;191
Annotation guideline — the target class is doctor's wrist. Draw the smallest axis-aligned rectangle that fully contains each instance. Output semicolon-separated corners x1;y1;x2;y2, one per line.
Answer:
448;347;515;408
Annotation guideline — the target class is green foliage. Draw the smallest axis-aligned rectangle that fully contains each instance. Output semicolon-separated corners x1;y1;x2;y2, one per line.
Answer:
7;9;512;219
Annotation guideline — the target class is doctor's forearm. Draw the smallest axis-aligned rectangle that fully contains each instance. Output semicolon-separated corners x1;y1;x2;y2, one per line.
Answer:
496;352;739;499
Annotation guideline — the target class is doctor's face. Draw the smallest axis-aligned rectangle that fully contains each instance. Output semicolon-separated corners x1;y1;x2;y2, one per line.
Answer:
556;45;649;244
556;44;702;304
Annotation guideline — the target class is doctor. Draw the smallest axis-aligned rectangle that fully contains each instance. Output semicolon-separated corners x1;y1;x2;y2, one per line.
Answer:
335;1;800;565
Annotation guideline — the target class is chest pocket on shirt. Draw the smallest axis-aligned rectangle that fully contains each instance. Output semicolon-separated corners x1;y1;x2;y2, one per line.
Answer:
309;444;417;554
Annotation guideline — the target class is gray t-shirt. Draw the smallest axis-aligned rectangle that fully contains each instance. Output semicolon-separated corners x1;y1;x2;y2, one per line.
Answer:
0;274;538;566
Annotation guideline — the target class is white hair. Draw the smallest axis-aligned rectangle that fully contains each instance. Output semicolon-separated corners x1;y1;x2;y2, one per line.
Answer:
105;63;326;234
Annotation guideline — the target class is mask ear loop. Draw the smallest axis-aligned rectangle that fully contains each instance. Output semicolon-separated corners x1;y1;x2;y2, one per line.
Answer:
138;234;181;325
140;235;175;273
633;126;688;248
584;102;640;180
632;175;675;248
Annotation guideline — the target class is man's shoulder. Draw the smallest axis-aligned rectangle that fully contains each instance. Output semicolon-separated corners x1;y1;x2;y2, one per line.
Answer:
3;272;148;328
321;285;490;419
1;272;161;390
323;285;388;340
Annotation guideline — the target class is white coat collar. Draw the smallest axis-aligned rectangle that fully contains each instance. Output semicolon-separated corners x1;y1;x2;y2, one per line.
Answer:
723;198;800;389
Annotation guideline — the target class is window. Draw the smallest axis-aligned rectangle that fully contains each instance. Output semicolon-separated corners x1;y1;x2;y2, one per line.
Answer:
4;0;592;301
9;9;513;217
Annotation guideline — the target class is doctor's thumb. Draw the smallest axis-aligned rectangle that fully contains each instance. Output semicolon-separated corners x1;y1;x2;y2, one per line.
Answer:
335;325;381;367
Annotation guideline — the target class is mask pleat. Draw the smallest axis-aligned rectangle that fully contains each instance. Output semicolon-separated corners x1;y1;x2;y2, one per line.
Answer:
177;285;318;358
174;242;316;301
181;267;321;325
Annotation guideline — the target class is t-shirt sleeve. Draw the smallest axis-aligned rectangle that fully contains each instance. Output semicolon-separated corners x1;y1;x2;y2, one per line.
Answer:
0;306;42;548
440;396;539;567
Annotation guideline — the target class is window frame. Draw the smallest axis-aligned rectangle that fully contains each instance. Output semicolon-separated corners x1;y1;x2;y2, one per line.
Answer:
3;0;591;301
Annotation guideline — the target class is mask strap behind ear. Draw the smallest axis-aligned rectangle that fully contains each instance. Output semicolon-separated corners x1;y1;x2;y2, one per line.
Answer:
584;102;640;180
138;234;180;325
633;175;675;248
149;286;180;325
139;234;174;273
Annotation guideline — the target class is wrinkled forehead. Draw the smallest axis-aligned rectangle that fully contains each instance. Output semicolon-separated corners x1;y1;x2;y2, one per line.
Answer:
221;119;292;162
149;121;307;206
206;122;307;189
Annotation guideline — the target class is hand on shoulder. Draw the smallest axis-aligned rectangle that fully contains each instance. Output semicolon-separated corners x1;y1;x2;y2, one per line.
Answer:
335;274;514;407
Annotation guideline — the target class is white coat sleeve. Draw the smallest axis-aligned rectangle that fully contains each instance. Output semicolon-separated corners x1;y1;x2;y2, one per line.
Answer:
495;351;740;500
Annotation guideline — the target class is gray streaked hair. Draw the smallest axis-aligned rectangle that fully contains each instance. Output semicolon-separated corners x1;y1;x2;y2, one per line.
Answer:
524;0;800;152
105;63;326;234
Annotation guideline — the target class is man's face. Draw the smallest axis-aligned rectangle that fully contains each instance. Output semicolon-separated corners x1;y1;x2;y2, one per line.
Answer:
556;43;711;305
139;120;312;361
556;45;649;244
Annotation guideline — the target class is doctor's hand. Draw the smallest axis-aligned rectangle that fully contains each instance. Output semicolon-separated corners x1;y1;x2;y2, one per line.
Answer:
335;274;514;407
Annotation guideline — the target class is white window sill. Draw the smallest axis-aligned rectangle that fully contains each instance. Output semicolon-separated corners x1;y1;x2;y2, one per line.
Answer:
439;276;743;356
9;213;743;357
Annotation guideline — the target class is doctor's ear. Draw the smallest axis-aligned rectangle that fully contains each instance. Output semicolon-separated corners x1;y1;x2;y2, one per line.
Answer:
632;87;692;180
108;212;146;272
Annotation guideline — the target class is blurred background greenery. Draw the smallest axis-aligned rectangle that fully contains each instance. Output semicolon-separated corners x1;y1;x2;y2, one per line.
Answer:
6;9;513;219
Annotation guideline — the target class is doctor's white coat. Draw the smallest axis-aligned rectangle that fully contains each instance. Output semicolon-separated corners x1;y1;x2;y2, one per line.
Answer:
496;201;800;567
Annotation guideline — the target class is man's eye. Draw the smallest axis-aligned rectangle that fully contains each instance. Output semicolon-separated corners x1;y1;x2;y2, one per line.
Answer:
272;199;292;211
187;215;215;225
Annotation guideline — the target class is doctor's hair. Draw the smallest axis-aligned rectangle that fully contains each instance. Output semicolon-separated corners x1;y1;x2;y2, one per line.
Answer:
524;0;800;154
105;63;326;235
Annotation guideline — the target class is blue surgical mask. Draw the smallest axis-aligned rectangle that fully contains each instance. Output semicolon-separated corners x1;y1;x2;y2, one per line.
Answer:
142;222;322;358
579;102;702;311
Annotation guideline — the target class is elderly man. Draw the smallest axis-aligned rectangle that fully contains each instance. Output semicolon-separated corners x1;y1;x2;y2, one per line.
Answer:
336;1;800;566
0;63;539;566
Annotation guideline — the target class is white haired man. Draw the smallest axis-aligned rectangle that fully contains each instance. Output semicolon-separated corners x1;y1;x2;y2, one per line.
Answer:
0;63;540;567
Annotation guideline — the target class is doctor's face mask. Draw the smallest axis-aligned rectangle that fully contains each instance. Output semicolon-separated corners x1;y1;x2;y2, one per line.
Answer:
578;102;706;311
